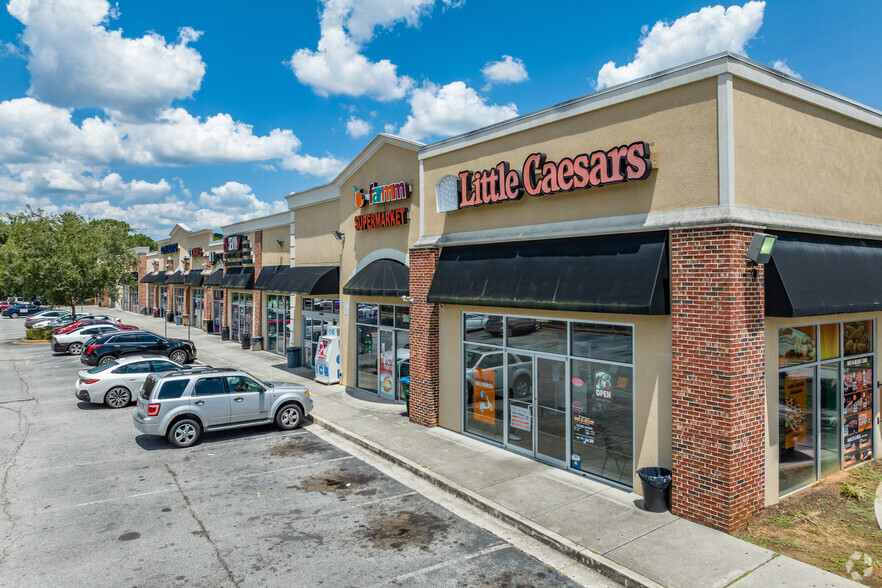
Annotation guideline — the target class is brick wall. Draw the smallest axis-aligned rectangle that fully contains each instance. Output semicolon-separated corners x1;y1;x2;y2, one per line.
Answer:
253;231;263;337
137;253;147;313
408;247;440;427
670;226;766;533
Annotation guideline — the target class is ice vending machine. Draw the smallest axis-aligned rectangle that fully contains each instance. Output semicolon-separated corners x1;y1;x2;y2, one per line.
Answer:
314;325;341;384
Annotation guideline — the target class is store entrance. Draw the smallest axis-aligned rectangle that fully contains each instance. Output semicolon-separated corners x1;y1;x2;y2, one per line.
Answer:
505;353;567;465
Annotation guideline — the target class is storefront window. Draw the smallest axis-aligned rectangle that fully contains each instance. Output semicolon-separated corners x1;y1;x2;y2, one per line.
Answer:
844;320;872;357
266;294;290;355
229;291;253;343
395;307;410;330
505;318;567;355
572;323;633;364
779;367;815;495
301;297;339;367
174;288;184;317
211;291;223;334
357;303;378;325
356;303;410;399
148;287;155;312
778;326;817;368
464;313;503;345
379;305;394;327
464;343;504;444
192;288;204;326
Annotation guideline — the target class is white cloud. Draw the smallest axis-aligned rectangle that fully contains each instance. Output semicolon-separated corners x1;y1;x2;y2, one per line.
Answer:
770;59;801;79
8;0;206;117
345;116;372;139
384;123;397;134
596;1;765;89
482;55;528;90
399;81;517;141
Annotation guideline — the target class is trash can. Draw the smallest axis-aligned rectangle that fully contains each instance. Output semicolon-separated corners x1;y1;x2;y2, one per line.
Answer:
250;336;263;351
400;376;410;416
637;467;672;512
204;319;213;333
174;314;182;325
286;346;301;368
153;308;160;317
241;333;251;350
221;326;230;341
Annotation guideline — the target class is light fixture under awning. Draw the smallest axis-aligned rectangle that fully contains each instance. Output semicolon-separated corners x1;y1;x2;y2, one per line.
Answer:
427;231;669;315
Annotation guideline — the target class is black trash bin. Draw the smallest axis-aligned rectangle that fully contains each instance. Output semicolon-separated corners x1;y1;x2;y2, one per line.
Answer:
637;467;672;512
286;346;301;368
167;312;175;323
241;333;251;350
221;326;230;341
205;319;213;333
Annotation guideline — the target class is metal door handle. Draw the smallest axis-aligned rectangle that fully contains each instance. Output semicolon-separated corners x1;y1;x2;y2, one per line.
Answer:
233;397;243;402
194;400;205;405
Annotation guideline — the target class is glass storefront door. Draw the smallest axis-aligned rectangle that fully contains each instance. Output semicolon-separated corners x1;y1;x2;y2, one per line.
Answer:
355;303;411;401
230;291;253;343
379;330;395;399
174;288;184;317
505;354;567;465
266;294;290;355
212;293;223;334
192;288;204;327
159;287;167;317
302;298;339;367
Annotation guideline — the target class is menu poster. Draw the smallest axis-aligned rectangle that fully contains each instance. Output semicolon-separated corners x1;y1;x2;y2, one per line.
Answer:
573;415;596;445
783;374;808;450
473;367;496;424
379;348;394;395
843;357;874;466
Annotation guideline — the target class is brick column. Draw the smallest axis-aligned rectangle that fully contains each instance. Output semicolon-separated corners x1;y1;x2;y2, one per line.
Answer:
137;254;147;313
408;247;440;427
670;227;766;533
252;231;263;337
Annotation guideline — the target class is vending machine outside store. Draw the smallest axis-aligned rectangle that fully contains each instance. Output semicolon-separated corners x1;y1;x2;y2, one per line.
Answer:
315;326;341;384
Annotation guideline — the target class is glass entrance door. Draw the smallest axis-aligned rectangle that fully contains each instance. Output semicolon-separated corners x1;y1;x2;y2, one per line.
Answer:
378;330;395;399
505;354;567;464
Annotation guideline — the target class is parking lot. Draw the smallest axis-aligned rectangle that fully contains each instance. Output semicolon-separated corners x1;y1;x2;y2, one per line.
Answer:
0;317;606;587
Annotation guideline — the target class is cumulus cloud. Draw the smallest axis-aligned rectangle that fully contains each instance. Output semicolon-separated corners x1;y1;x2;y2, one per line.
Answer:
345;116;372;139
596;1;765;89
482;55;528;90
8;0;206;118
770;59;801;79
399;81;517;141
289;0;463;101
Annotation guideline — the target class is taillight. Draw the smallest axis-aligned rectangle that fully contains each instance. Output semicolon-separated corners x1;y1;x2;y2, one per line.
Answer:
81;378;99;384
85;345;98;355
146;403;161;416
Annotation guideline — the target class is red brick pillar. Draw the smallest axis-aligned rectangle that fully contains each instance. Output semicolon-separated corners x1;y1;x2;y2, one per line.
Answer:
252;231;263;337
137;254;147;313
670;227;766;533
408;247;440;427
204;287;213;322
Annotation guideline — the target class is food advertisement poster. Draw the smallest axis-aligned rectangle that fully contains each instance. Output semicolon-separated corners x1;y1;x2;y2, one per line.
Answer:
783;374;808;450
510;404;531;432
778;326;817;368
379;348;394;396
843;357;873;466
844;321;872;357
473;367;496;424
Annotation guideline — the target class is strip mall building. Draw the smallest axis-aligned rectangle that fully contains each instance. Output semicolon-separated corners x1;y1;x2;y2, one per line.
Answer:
130;54;882;533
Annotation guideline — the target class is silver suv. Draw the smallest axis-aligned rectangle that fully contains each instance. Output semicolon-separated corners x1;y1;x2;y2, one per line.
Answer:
132;367;313;447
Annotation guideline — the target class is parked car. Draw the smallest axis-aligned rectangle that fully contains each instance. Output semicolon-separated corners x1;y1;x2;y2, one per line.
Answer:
24;310;67;329
75;355;187;408
47;313;95;328
2;304;42;318
52;324;126;355
54;318;128;335
80;331;197;367
484;317;539;337
465;349;533;399
133;367;312;447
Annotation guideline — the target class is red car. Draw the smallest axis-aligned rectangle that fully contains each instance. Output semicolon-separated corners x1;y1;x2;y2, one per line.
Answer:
54;318;130;335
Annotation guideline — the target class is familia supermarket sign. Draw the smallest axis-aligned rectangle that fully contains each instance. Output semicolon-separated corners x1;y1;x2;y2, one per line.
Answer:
456;141;652;209
353;180;410;231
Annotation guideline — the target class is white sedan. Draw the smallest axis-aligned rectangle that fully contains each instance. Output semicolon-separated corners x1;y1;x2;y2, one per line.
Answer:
74;355;187;408
52;324;125;355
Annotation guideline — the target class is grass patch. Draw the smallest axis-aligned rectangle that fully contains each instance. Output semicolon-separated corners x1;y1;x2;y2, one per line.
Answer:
736;459;882;586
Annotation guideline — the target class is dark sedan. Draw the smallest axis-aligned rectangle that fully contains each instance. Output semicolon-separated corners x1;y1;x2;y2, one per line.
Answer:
80;331;197;367
2;304;42;318
484;317;539;337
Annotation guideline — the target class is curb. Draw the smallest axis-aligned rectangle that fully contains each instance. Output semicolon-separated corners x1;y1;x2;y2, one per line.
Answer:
310;414;662;588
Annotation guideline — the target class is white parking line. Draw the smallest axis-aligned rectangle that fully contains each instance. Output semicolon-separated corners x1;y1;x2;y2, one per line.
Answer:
70;488;175;509
373;543;510;585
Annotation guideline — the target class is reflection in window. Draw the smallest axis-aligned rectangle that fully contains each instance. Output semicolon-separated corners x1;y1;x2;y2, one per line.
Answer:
464;344;504;444
843;320;872;356
779;368;815;495
572;323;633;363
464;313;503;345
380;305;394;327
506;319;566;355
357;303;378;325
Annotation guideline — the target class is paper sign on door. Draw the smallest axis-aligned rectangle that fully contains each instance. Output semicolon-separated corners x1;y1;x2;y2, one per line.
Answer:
510;404;531;432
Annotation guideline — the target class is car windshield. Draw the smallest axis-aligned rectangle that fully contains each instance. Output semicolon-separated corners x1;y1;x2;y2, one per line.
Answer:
86;361;119;374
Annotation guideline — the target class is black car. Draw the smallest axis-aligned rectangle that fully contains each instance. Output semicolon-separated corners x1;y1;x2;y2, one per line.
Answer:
2;304;42;318
80;331;197;367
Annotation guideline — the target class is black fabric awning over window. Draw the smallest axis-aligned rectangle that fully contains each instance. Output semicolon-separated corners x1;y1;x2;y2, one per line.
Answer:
427;231;669;314
254;265;287;291
139;273;154;284
184;271;204;286
203;268;224;286
220;267;255;289
166;270;184;284
266;266;339;295
343;259;409;297
766;232;882;317
153;271;168;284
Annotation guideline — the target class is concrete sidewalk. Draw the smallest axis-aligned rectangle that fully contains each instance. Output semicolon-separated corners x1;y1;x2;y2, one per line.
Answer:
100;307;856;588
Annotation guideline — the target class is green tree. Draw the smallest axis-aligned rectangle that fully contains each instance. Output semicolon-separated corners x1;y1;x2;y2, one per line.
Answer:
0;209;138;316
128;232;157;250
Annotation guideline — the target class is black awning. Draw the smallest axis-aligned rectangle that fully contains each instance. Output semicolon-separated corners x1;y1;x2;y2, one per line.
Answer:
766;232;882;317
139;273;155;284
254;265;287;291
220;266;254;289
129;271;138;278
166;270;185;284
203;268;224;286
184;271;205;286
343;259;409;297
153;271;168;284
427;231;669;314
267;266;339;295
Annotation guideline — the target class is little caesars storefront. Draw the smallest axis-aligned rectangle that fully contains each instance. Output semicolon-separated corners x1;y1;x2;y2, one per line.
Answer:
405;53;882;533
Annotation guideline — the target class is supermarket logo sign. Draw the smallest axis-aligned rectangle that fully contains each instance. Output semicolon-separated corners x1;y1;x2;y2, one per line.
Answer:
354;181;410;208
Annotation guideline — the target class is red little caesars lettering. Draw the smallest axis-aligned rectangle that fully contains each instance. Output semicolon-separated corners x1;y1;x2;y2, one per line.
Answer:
354;207;408;231
353;181;410;208
456;141;651;209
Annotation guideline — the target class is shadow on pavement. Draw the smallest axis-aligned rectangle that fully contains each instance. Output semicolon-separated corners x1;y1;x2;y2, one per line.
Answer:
133;418;316;451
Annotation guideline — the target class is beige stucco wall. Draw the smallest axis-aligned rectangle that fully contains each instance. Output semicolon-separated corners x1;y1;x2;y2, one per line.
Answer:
734;80;882;223
438;304;672;490
293;199;342;267
421;79;719;236
260;225;291;267
764;312;882;505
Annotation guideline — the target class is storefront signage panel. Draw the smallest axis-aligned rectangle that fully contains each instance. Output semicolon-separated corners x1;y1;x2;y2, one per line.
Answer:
160;243;178;254
456;141;651;209
355;207;408;231
473;367;495;424
190;247;204;257
353;181;410;208
843;356;874;466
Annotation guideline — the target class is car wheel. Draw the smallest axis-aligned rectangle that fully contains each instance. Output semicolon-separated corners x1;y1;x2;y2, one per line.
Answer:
104;386;131;408
167;418;201;448
68;342;84;355
98;355;116;366
10;312;18;318
169;349;187;364
275;403;303;430
513;374;532;399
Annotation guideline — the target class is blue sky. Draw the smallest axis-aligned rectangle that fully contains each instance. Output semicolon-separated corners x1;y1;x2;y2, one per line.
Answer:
0;0;879;238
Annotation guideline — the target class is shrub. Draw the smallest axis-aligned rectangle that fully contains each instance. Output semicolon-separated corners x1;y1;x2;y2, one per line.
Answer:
840;482;864;500
26;327;53;340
